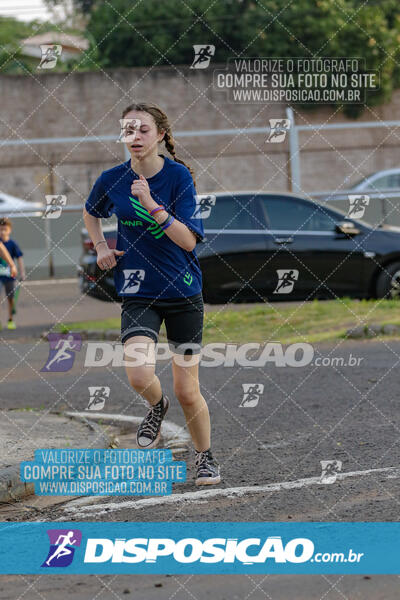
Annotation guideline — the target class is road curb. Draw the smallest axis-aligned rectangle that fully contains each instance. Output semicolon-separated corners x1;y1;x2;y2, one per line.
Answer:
65;411;191;453
0;411;190;505
0;465;35;504
0;413;113;505
35;322;400;342
40;329;121;341
3;319;400;343
346;322;400;339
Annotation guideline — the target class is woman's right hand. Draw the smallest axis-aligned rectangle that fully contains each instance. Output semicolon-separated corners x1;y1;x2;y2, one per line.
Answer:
96;243;125;270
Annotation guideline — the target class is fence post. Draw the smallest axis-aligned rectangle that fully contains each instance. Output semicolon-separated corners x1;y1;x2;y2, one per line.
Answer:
46;160;55;278
286;107;301;194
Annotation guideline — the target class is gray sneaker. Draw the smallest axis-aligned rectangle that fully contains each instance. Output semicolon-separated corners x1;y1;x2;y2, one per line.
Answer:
136;395;169;449
195;449;221;486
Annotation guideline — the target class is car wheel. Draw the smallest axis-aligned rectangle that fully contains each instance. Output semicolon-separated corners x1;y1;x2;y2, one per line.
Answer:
376;262;400;299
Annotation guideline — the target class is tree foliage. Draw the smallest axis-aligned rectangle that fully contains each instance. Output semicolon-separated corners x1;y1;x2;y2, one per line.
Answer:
82;0;400;115
3;0;400;115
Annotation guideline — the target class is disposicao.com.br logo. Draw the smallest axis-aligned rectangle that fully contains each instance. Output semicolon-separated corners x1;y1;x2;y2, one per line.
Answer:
85;341;315;368
38;528;366;573
81;536;363;566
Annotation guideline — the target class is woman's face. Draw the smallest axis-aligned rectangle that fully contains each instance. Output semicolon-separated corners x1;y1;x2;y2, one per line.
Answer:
122;110;164;159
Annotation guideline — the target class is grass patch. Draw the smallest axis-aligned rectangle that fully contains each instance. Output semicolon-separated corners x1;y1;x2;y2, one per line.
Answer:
56;298;400;344
58;318;120;333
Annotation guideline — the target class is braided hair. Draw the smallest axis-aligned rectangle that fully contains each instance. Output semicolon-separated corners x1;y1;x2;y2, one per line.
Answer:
122;102;197;189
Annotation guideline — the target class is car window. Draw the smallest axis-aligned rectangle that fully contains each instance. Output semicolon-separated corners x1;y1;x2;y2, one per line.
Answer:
365;175;392;190
261;196;336;231
204;195;263;230
387;174;400;188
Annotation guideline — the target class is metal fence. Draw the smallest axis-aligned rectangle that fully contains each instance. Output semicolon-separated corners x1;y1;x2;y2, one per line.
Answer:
2;120;400;278
1;127;277;280
286;106;400;223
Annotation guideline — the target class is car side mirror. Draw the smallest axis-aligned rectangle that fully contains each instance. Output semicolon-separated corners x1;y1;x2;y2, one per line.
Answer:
335;221;360;236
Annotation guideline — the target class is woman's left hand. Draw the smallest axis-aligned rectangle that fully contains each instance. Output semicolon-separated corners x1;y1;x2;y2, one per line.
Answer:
131;174;153;209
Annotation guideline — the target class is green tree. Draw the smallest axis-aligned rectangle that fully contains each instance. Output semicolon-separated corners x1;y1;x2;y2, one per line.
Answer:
82;0;400;115
4;0;400;115
0;17;38;74
0;15;95;74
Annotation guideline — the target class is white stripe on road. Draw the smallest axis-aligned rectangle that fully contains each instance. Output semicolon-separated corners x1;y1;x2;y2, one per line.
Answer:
63;464;400;517
23;278;77;286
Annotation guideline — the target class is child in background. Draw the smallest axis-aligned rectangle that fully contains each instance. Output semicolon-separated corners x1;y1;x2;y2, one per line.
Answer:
0;217;25;330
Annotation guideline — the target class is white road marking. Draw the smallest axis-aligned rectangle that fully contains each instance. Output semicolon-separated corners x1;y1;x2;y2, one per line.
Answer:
23;278;77;286
63;465;400;517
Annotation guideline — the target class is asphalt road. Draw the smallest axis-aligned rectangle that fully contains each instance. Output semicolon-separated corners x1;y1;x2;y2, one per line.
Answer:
1;338;399;525
1;292;400;597
0;572;398;600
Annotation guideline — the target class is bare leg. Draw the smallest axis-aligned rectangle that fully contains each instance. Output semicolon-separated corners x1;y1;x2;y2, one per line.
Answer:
124;335;162;406
172;354;210;452
7;295;13;321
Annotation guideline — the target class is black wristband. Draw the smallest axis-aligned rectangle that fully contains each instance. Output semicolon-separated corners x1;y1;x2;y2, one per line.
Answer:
158;213;171;227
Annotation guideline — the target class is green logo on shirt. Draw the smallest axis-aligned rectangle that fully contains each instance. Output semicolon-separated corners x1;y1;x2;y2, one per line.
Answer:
121;219;143;227
129;196;165;239
183;271;193;286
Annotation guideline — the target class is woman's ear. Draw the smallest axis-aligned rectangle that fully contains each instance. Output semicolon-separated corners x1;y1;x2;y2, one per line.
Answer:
159;129;166;142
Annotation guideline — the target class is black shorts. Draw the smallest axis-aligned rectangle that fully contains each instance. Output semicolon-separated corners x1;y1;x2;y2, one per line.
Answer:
0;278;16;297
121;293;204;355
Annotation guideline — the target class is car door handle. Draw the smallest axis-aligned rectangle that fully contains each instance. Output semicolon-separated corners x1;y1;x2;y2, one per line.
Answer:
274;237;293;244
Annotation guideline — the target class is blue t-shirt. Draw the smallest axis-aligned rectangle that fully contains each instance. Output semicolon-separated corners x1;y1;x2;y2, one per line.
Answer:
85;155;205;299
0;238;23;280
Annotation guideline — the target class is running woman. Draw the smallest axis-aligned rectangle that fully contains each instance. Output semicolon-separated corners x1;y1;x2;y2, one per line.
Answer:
83;102;220;486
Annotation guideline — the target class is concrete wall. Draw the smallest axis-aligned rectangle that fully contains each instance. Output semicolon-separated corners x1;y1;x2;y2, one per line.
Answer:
1;64;400;276
3;63;400;203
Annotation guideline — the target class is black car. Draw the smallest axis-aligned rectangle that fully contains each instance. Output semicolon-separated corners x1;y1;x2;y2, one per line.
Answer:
78;192;400;303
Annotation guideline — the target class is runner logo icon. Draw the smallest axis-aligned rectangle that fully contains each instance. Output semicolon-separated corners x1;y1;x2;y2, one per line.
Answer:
41;333;82;372
122;269;145;293
320;460;342;484
274;269;299;294
41;529;82;568
86;386;110;411
117;118;141;143
43;195;67;219
347;195;369;219
239;383;264;407
191;194;216;219
266;119;291;143
37;44;62;69
190;45;215;69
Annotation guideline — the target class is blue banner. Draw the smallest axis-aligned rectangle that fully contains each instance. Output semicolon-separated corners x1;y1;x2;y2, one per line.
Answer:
19;449;186;496
0;522;398;574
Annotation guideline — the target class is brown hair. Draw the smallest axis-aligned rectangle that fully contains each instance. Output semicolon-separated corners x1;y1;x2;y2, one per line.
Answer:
122;102;197;189
0;217;12;228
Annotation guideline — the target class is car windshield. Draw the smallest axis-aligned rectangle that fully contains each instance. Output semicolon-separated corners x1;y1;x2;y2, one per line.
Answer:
350;174;370;189
311;198;372;229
